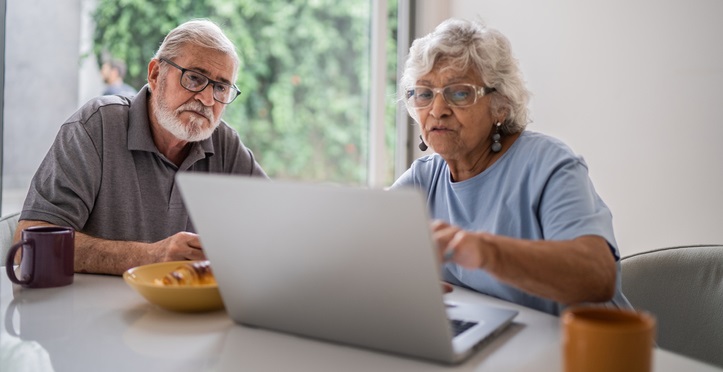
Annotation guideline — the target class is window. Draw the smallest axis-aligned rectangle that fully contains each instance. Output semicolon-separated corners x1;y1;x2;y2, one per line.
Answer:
1;0;408;215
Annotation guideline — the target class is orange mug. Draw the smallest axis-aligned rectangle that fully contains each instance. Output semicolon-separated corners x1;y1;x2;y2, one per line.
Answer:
562;306;656;372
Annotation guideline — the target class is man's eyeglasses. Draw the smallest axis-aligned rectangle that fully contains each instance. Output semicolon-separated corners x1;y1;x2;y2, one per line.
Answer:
159;58;241;104
406;84;496;108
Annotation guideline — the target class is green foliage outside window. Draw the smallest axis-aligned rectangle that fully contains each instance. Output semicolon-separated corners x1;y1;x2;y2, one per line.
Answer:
92;0;398;185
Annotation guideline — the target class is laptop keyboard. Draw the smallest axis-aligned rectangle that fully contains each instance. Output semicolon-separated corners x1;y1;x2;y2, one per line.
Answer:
450;319;478;337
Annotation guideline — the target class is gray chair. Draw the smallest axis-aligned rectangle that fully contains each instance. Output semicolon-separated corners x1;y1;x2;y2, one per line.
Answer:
0;212;21;266
621;245;723;368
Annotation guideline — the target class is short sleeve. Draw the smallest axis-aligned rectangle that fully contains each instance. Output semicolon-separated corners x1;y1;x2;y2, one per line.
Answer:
538;156;619;258
20;123;102;230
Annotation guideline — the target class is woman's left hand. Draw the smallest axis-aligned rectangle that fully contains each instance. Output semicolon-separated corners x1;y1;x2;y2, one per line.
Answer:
431;220;494;270
431;220;617;304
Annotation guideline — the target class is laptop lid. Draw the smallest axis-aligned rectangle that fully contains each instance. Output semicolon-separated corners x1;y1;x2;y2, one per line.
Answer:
177;173;517;364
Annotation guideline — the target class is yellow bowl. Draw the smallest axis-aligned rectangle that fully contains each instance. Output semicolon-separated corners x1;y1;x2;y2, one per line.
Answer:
123;261;224;313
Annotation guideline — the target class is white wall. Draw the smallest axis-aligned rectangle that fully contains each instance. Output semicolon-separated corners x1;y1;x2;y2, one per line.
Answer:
2;0;84;215
2;0;103;215
414;0;723;256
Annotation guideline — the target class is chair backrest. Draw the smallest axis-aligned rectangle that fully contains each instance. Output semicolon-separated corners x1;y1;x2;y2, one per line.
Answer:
621;245;723;368
0;212;21;266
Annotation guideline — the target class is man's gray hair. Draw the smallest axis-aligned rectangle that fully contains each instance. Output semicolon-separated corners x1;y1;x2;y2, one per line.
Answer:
400;18;530;134
154;19;240;78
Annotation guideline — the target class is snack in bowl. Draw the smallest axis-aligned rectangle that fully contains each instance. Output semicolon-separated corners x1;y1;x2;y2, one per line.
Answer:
154;260;217;286
123;260;224;312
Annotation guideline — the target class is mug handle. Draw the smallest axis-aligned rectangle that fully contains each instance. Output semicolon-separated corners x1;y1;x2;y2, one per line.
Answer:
5;239;33;285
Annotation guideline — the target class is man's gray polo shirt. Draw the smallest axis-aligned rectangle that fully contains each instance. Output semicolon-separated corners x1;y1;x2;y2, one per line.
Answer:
21;85;267;243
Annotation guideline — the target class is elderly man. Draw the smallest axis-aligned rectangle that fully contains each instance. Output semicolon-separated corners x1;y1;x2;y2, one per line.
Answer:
15;19;267;275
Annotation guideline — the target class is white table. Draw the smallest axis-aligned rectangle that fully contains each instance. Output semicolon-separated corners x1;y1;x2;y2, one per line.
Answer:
1;271;721;372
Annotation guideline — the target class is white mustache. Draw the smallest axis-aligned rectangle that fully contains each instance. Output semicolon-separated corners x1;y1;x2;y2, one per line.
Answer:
176;102;214;123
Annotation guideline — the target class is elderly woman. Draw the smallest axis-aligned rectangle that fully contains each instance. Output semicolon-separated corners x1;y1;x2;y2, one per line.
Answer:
391;18;631;315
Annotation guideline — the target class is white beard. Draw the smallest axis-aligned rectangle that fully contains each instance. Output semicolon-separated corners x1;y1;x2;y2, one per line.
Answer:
152;81;220;142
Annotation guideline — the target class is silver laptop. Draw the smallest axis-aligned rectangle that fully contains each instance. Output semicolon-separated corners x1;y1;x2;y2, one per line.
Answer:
176;173;518;364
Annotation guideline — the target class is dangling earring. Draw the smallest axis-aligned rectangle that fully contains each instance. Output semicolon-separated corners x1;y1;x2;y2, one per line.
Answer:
491;122;502;153
418;134;428;151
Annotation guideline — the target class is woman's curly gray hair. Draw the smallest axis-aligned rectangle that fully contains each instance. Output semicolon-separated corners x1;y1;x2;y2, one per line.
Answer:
400;19;530;134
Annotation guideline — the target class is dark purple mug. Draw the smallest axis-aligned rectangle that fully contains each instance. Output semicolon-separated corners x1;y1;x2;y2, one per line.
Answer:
5;226;75;288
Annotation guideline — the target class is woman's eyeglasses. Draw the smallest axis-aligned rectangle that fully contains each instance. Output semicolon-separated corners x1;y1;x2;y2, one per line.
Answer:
406;83;495;108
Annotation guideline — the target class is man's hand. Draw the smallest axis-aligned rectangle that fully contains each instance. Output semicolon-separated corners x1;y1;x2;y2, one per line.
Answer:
150;232;205;262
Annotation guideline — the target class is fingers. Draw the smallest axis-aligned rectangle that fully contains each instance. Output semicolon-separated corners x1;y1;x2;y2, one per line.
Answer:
178;232;204;259
432;224;487;269
448;231;486;269
431;222;459;248
430;219;450;232
181;232;203;250
431;221;460;262
186;247;206;261
442;230;467;263
156;232;204;262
